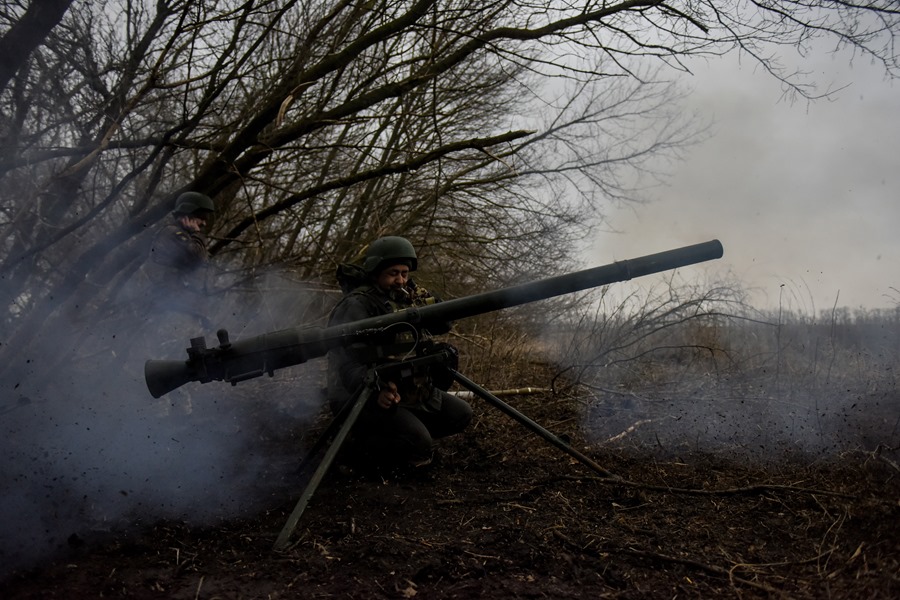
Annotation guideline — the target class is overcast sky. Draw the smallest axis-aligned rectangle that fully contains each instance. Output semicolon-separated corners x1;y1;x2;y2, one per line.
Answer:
590;48;900;314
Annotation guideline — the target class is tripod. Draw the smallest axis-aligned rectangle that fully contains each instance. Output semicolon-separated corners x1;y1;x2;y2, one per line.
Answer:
273;350;615;551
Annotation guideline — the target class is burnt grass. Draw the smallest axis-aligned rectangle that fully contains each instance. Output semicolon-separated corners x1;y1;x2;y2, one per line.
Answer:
3;360;899;599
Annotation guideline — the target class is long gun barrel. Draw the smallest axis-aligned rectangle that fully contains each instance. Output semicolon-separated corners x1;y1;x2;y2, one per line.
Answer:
145;239;724;398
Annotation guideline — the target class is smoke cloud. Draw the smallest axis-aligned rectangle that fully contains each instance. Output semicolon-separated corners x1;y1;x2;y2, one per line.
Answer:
0;270;328;579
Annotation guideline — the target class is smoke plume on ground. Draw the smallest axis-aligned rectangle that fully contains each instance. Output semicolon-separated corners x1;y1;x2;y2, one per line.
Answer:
0;271;329;578
569;315;900;461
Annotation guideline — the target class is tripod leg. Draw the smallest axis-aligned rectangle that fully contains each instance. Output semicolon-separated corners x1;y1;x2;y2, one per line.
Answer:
451;369;618;480
293;383;363;476
273;381;372;550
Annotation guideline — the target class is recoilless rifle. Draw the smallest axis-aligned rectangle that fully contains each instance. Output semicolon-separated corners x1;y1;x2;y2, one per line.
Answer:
144;239;724;549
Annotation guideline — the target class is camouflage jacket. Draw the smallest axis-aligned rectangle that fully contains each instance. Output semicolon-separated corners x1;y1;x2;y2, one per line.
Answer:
326;279;449;413
138;220;211;318
148;222;209;278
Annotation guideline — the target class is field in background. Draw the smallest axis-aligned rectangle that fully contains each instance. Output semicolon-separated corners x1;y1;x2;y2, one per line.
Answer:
537;296;900;462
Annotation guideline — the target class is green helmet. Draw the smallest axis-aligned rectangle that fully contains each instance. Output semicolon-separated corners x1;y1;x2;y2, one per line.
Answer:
173;192;215;216
362;236;418;274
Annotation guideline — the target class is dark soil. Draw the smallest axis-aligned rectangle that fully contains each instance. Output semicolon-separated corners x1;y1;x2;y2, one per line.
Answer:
3;364;899;599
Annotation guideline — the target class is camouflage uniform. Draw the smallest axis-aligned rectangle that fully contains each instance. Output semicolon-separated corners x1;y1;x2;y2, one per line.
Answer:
137;193;215;414
143;220;211;323
327;249;472;467
141;191;215;334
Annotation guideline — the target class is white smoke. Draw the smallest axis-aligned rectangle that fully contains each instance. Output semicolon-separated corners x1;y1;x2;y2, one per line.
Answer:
0;270;331;579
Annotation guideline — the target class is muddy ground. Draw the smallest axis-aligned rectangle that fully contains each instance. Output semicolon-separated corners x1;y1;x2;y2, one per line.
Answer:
2;362;899;599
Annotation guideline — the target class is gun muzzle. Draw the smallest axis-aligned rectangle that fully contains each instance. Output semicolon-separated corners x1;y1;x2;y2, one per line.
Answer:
144;360;197;399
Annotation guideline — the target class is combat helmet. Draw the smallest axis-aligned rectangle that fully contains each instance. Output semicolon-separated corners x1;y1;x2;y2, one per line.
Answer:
173;191;215;216
362;236;418;274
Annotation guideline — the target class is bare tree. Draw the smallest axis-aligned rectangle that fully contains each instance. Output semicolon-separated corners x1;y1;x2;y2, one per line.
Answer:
0;0;73;92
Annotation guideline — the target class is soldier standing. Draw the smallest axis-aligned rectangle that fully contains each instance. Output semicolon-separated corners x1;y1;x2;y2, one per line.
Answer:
145;191;215;325
140;192;216;414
